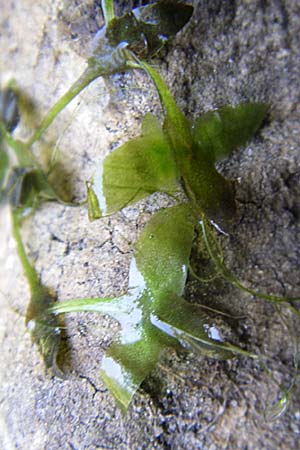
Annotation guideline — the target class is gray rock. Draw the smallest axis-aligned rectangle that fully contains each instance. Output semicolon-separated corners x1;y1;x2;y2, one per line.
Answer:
1;1;300;449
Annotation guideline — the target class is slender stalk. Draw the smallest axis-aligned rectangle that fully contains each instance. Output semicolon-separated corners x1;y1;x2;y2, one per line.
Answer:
101;0;115;25
11;209;40;290
26;66;102;148
200;219;300;306
182;333;259;359
48;296;124;315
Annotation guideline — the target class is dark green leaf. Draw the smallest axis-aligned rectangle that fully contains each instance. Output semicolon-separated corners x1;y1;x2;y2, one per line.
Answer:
105;2;193;58
90;3;193;73
180;153;237;231
133;3;193;43
141;62;236;230
0;88;20;133
26;285;63;377
192;103;268;162
87;114;179;219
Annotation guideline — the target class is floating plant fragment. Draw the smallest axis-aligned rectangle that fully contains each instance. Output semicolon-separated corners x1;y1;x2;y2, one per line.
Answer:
50;204;244;411
11;209;63;377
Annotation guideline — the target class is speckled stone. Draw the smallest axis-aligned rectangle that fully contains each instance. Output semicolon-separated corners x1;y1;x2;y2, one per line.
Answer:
1;1;300;449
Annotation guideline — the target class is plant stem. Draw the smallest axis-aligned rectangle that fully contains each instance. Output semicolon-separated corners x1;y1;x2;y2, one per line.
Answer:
48;296;124;315
200;219;300;307
26;66;103;148
101;0;115;25
11;209;40;290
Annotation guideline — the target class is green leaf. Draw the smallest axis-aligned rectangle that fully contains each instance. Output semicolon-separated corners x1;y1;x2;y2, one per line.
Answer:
133;203;195;296
104;3;193;58
101;0;115;24
0;148;9;190
50;204;248;411
141;62;236;230
87;114;179;219
141;62;192;160
100;322;170;413
153;294;234;359
180;153;237;231
192;103;268;162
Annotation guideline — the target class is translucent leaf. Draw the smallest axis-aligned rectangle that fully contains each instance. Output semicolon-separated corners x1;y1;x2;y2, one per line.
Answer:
264;394;290;422
152;294;235;360
100;323;169;413
192;103;268;162
133;203;195;296
50;204;246;410
87;114;179;219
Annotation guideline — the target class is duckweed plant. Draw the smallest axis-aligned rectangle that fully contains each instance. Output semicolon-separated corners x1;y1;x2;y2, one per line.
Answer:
0;1;299;415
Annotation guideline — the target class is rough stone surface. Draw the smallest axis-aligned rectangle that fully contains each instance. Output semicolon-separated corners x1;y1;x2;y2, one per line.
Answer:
1;1;300;449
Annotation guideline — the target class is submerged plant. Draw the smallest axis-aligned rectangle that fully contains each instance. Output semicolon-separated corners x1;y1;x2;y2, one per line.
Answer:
52;59;299;411
0;1;193;373
0;87;64;374
51;203;256;411
1;0;299;416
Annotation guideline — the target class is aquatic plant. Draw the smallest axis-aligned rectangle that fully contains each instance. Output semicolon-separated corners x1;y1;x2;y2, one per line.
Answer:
0;0;299;416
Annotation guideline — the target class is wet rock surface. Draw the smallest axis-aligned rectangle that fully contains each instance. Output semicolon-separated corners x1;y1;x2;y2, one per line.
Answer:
1;1;300;449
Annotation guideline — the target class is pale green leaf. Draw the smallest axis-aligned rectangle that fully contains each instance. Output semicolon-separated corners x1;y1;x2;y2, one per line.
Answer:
87;114;179;219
